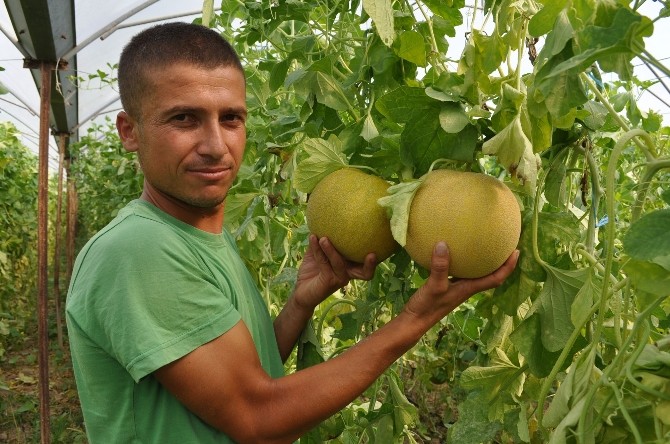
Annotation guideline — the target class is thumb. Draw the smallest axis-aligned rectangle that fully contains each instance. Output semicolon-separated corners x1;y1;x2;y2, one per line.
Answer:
427;241;451;290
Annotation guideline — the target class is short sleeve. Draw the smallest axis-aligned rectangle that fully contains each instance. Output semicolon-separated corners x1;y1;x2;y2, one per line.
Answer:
70;214;241;382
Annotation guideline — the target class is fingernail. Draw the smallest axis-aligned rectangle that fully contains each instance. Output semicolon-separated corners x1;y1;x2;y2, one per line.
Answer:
435;241;447;256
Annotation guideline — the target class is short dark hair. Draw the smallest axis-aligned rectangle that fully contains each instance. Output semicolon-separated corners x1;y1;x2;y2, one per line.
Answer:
118;22;244;119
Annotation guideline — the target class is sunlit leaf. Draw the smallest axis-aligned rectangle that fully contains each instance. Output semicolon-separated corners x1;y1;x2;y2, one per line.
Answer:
363;0;395;46
294;136;348;193
439;103;470;133
377;179;423;246
395;31;426;66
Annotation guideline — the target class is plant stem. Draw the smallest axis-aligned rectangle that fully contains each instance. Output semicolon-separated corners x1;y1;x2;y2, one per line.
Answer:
413;0;447;73
576;296;666;439
605;379;644;444
576;144;603;254
581;74;657;162
631;157;670;222
536;300;601;439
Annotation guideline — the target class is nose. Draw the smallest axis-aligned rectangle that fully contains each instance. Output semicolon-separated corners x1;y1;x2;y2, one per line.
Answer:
197;119;229;158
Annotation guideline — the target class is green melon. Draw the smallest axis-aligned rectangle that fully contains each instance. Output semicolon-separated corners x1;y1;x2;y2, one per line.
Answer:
306;168;398;263
404;169;521;278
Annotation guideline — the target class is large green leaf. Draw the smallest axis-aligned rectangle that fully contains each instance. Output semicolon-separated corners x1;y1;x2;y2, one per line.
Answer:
511;314;563;377
623;209;670;270
534;266;591;352
375;86;441;123
401;111;477;174
623;259;670;298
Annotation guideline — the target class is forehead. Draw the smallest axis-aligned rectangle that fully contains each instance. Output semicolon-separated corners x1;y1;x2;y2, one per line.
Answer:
139;63;246;112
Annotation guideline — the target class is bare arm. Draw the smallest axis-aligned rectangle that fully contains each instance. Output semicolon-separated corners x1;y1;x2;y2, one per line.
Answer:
154;242;519;444
273;235;376;362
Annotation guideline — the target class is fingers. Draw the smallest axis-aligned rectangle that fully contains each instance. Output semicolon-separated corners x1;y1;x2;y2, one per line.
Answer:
314;236;377;281
453;250;520;296
308;234;329;265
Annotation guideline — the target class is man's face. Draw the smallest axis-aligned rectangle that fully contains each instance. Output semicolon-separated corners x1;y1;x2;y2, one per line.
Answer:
118;63;247;212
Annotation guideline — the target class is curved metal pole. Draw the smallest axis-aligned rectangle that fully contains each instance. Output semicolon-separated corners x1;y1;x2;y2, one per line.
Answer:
62;0;160;59
37;60;53;444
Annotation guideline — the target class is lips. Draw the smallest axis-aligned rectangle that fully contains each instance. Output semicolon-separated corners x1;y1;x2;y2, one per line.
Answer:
187;165;233;181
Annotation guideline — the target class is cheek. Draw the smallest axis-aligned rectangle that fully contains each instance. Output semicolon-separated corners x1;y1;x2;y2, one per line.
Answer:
231;133;247;162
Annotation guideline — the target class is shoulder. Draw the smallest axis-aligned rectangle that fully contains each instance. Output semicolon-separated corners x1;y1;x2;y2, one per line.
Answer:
71;201;200;280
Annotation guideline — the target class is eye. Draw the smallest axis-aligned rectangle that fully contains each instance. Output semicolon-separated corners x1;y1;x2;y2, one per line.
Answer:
222;113;241;122
173;113;191;122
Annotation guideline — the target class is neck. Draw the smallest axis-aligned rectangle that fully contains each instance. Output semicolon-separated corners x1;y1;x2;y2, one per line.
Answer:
140;187;225;234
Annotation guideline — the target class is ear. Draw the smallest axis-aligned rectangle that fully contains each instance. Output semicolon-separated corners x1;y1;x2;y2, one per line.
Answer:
116;111;140;153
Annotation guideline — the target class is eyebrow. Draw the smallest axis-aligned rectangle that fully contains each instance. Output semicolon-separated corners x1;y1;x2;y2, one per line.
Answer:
160;105;248;118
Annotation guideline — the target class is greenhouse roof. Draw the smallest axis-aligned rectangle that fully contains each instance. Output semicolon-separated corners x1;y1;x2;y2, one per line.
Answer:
1;1;669;171
1;0;205;169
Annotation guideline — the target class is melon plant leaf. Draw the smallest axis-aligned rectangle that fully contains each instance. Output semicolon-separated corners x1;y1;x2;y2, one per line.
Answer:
294;136;349;193
313;72;351;112
572;8;652;80
570;268;599;328
661;188;670;206
460;348;525;410
528;0;565;38
510;313;585;378
439;103;470;133
623;209;670;270
376;86;441;123
482;114;528;167
623;259;670;298
544;161;567;207
377;179;423;246
547;398;588;444
362;0;395;47
534;266;590;352
401;111;477;174
482;114;539;190
395;31;426;66
448;391;502;444
425;86;460;103
421;0;463;21
224;192;261;227
201;0;214;27
296;320;325;371
387;371;419;431
269;59;291;92
361;113;379;142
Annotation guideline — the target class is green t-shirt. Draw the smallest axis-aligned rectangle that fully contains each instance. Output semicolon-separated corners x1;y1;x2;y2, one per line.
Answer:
66;200;284;443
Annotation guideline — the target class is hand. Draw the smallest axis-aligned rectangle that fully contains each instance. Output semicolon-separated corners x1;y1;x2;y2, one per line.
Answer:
292;235;377;311
404;242;519;326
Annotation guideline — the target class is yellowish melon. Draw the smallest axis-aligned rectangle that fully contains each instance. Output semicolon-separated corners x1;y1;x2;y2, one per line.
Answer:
306;168;398;263
404;170;520;278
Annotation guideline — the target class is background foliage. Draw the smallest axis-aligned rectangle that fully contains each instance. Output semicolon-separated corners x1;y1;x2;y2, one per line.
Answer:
2;0;670;442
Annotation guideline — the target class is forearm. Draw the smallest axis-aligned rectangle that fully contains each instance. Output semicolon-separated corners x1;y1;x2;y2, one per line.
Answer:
273;294;315;362
255;309;429;443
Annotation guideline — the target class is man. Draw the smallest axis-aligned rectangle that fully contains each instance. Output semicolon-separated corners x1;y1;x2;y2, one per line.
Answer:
66;22;518;443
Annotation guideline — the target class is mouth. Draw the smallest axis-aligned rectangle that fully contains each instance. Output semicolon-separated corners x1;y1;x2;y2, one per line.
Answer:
187;165;233;181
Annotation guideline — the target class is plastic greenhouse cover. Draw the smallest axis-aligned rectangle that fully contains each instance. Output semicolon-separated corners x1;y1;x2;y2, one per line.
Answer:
0;0;204;169
0;1;668;171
